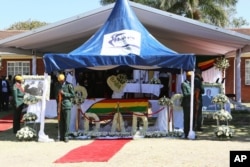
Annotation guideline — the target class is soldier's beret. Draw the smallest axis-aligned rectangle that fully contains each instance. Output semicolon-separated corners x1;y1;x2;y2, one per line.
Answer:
57;74;65;81
15;75;23;81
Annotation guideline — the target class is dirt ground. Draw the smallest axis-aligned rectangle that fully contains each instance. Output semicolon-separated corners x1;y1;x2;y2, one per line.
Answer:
0;109;249;167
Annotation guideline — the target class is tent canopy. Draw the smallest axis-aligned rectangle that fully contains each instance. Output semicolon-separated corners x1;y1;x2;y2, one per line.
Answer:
1;1;249;65
43;0;195;73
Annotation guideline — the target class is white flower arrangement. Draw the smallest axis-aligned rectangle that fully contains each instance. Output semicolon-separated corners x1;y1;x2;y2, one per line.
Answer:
150;78;161;84
22;112;38;122
214;57;230;71
212;93;229;104
73;85;87;105
144;131;183;138
213;109;232;121
158;96;173;106
23;94;40;105
71;131;132;139
214;125;234;138
16;126;37;141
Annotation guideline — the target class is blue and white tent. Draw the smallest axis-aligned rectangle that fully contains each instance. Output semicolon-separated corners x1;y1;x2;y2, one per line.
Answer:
43;0;195;73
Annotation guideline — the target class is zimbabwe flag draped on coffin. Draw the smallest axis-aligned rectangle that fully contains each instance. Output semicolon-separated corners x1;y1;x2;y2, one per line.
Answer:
86;99;149;114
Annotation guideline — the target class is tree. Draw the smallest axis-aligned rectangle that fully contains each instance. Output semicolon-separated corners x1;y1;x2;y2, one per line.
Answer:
225;7;249;28
7;20;48;30
100;0;248;28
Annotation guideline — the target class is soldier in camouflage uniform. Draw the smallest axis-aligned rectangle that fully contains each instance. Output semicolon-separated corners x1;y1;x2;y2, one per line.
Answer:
12;75;25;134
54;74;75;142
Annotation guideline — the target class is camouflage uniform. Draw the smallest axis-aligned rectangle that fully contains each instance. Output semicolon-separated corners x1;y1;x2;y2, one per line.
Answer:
54;81;75;142
12;79;25;134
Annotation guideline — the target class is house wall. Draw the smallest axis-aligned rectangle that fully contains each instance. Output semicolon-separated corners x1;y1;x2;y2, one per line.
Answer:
226;57;250;102
0;58;45;77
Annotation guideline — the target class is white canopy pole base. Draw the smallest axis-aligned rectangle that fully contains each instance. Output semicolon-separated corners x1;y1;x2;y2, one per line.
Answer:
188;130;196;140
38;133;54;142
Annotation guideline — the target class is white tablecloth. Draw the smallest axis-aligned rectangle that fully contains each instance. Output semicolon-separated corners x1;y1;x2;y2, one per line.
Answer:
123;83;163;97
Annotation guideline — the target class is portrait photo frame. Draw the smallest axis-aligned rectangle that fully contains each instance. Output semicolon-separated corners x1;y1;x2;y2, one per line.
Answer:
22;75;51;100
202;83;224;114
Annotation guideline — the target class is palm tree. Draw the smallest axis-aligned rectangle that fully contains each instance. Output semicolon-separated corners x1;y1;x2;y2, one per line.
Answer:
99;0;238;27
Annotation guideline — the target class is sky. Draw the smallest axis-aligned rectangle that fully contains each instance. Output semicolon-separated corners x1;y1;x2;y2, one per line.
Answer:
0;0;249;30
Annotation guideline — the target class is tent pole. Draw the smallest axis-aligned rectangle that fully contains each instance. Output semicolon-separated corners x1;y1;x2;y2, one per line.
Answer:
188;70;196;139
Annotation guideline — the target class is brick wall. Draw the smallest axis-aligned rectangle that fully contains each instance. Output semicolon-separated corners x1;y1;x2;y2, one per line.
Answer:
0;58;45;77
226;57;250;102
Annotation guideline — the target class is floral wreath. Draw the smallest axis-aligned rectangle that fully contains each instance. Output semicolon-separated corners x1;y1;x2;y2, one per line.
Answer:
73;85;88;105
23;94;41;105
107;74;127;92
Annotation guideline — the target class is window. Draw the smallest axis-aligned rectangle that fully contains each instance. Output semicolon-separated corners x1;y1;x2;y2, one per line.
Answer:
7;61;30;77
245;59;250;85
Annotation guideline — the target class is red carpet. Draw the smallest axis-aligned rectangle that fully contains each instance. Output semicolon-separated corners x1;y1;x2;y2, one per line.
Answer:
54;139;131;163
0;114;13;131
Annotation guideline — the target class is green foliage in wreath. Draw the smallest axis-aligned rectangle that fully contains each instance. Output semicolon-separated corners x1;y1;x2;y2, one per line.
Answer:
116;74;128;84
23;94;40;105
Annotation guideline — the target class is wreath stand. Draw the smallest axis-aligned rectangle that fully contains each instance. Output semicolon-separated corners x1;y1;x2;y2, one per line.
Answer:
38;73;54;142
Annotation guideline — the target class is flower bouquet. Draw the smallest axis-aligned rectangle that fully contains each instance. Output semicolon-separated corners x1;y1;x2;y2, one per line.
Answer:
213;109;232;122
214;57;230;71
23;93;40;105
16;126;37;141
158;96;173;106
212;93;229;104
214;125;234;139
22;112;38;122
150;78;161;84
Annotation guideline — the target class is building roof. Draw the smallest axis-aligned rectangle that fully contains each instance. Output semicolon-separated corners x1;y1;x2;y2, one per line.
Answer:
0;30;26;40
231;28;250;36
0;1;250;57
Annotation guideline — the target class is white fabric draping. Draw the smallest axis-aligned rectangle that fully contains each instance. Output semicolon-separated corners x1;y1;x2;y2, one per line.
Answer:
175;73;184;94
133;70;149;83
154;106;168;131
44;100;57;118
27;101;42;123
149;100;183;130
153;106;184;131
123;83;163;97
69;105;85;132
66;73;77;87
202;66;221;83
